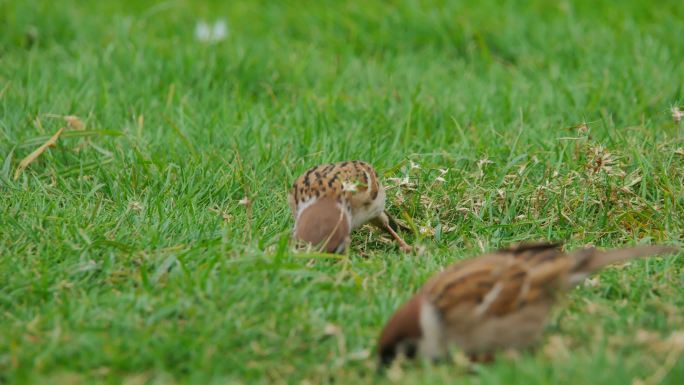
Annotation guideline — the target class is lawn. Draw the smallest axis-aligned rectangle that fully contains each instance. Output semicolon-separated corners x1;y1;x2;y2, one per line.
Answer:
1;0;683;384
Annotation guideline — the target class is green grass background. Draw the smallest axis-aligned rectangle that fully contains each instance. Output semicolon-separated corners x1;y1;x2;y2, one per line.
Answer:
1;0;683;384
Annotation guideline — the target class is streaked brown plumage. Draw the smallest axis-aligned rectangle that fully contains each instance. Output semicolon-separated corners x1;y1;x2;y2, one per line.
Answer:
288;160;411;253
377;242;679;366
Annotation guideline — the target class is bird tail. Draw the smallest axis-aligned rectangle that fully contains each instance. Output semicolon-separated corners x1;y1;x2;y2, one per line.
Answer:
568;245;679;286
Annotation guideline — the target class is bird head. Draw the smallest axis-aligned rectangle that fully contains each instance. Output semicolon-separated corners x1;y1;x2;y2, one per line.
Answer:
377;294;423;368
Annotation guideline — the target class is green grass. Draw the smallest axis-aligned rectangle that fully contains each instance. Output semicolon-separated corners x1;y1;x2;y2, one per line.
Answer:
1;0;684;383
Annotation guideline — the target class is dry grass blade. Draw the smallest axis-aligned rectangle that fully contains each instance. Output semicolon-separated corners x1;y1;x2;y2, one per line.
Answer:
13;127;65;180
64;115;85;130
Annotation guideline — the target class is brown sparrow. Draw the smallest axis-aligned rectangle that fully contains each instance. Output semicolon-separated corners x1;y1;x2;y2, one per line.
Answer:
377;242;679;366
288;160;411;253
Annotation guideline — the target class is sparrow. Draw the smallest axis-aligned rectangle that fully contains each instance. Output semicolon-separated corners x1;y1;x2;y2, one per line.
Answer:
377;242;679;366
288;160;411;253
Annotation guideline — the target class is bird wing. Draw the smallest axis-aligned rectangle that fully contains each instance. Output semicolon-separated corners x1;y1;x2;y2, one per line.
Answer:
424;243;573;320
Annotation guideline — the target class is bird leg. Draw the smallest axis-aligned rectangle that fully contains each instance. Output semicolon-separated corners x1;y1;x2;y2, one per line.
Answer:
372;211;412;253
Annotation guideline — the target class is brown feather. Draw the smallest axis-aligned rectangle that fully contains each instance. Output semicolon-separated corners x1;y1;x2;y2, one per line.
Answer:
377;294;423;360
293;197;349;253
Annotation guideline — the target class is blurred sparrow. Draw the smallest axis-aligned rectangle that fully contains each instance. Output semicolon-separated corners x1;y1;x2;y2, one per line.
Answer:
288;160;411;253
377;242;679;366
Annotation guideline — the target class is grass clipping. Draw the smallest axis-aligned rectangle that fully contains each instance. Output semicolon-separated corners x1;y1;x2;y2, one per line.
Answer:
13;127;65;180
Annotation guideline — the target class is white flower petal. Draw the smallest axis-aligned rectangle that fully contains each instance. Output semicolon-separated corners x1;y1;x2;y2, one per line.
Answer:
195;22;211;42
212;20;228;40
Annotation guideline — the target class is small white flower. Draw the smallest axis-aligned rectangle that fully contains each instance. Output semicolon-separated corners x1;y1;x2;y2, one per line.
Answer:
238;197;251;206
410;161;421;170
438;168;448;175
195;21;211;41
672;106;683;123
435;176;446;183
195;19;228;43
212;20;227;40
342;180;358;192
